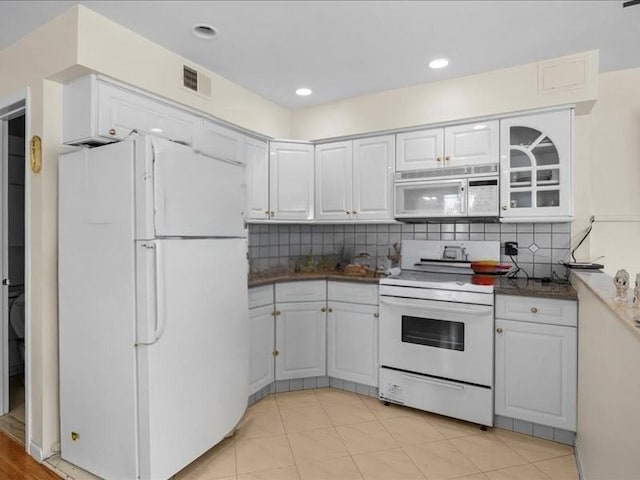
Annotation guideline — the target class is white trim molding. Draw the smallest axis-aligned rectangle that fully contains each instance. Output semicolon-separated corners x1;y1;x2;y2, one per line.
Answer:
593;214;640;223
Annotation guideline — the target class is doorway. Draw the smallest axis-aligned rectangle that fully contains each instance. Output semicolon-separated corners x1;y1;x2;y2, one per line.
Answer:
0;105;26;445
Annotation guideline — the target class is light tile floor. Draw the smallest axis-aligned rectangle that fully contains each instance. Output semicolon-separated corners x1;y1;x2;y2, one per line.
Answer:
174;388;579;480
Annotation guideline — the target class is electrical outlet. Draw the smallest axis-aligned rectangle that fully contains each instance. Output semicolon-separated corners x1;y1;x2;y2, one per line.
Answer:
505;241;518;256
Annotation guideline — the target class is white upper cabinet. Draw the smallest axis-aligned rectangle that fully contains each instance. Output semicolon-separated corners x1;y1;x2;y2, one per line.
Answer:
352;136;395;221
444;121;499;167
269;142;315;221
315;141;353;221
499;109;573;222
315;135;394;222
63;75;201;146
396;121;498;172
396;128;444;171
196;120;245;165
245;137;270;220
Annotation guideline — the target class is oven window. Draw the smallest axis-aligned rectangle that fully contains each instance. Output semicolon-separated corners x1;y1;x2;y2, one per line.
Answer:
401;315;465;351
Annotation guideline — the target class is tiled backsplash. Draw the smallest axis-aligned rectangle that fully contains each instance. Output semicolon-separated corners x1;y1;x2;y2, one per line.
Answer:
248;222;572;280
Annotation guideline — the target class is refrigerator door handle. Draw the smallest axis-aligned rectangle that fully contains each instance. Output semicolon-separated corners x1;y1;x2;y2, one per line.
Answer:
137;241;166;346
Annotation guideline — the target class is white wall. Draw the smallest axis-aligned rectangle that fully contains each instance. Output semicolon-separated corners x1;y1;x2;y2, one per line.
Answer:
586;67;640;276
75;6;290;138
290;51;598;140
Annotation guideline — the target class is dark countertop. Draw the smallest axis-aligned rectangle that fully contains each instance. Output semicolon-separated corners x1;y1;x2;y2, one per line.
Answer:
250;272;577;300
248;271;382;288
494;277;578;300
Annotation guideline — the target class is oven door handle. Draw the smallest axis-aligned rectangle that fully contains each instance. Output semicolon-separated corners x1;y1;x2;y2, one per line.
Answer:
402;374;464;391
379;296;493;315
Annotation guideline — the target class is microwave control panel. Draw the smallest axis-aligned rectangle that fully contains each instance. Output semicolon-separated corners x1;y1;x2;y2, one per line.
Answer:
467;177;499;216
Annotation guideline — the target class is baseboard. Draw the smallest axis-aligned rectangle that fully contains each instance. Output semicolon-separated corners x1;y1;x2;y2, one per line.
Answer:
29;440;44;462
574;436;585;480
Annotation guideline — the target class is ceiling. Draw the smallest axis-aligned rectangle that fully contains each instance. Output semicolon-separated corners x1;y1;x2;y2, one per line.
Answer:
1;1;639;109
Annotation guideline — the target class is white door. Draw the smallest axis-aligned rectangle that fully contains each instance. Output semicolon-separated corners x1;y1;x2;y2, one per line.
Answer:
269;142;314;221
151;137;246;237
327;302;378;387
136;238;249;480
249;305;275;395
444;120;499;167
275;301;326;380
396;128;444;172
499;109;572;221
245;137;270;220
353;135;394;221
315;141;352;221
495;319;577;430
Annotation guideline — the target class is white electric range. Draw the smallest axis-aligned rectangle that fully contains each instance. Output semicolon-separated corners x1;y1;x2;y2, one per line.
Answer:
378;239;501;427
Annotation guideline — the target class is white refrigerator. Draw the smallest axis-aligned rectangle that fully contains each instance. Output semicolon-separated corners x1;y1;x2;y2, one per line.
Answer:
58;135;249;479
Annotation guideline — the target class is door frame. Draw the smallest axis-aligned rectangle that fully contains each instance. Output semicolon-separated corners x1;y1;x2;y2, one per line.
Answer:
0;87;31;452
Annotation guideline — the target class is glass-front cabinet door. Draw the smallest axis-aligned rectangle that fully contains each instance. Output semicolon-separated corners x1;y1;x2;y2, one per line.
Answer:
499;109;573;222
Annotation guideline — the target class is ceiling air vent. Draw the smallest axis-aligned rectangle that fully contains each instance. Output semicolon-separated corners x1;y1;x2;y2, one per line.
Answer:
182;65;212;96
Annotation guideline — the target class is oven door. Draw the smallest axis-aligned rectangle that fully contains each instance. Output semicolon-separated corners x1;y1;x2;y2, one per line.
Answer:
379;295;493;386
394;178;467;218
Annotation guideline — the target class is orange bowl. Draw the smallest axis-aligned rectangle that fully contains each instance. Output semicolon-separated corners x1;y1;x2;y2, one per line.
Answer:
471;262;511;274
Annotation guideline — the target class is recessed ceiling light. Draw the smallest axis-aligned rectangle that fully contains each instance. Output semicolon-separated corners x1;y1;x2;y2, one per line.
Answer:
192;24;218;40
428;58;450;69
150;127;164;133
296;88;312;96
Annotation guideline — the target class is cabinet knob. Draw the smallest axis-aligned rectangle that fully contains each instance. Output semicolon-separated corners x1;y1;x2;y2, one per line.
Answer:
328;308;333;313
496;327;503;333
436;157;442;162
531;307;538;313
272;349;279;357
445;156;450;162
270;210;275;216
271;310;281;316
502;205;508;211
108;128;116;136
373;313;379;318
321;307;327;312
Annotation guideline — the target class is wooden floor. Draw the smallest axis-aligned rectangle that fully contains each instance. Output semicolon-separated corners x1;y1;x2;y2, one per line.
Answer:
0;432;59;479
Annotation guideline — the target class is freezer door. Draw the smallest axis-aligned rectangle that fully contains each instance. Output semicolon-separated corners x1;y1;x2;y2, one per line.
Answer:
136;238;249;480
137;137;247;239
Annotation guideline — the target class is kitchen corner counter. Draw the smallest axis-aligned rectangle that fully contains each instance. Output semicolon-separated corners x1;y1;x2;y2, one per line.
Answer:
495;277;578;300
570;270;640;336
248;271;382;288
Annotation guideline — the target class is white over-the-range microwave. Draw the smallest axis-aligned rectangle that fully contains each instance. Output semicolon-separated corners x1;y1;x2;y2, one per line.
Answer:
394;164;499;220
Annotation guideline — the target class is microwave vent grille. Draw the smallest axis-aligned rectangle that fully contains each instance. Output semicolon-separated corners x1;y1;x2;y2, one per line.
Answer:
396;164;498;181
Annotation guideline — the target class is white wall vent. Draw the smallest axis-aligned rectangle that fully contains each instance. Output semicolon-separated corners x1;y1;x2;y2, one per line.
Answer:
182;66;212;96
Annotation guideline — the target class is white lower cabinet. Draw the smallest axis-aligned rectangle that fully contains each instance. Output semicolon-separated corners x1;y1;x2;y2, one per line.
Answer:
249;305;275;395
494;295;577;431
250;280;379;389
327;302;378;387
249;285;275;395
275;301;327;380
327;281;379;387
